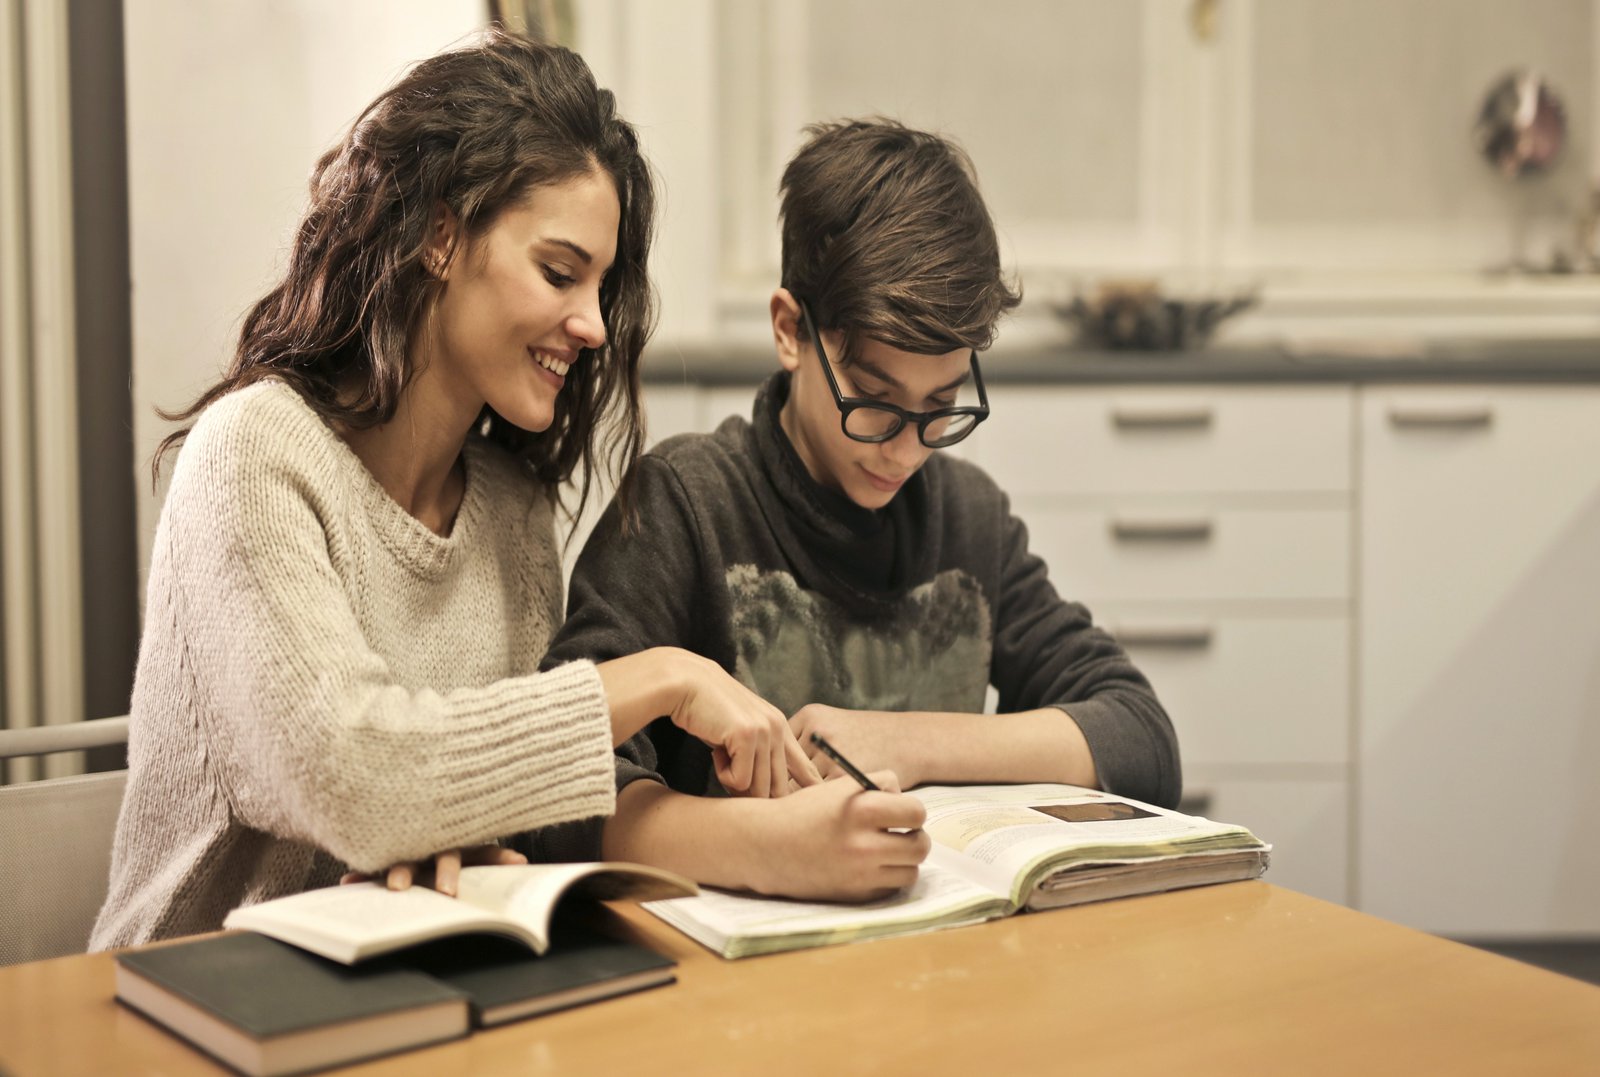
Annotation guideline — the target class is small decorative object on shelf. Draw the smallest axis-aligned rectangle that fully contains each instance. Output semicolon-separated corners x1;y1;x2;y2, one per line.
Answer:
1474;70;1565;179
1471;71;1597;275
1053;279;1257;351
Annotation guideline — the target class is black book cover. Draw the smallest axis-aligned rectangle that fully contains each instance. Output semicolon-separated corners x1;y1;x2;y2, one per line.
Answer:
116;932;468;1037
115;932;468;1075
400;916;676;1026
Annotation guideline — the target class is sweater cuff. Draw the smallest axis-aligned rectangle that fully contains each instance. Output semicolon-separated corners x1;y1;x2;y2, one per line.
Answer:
1050;698;1179;809
430;659;617;851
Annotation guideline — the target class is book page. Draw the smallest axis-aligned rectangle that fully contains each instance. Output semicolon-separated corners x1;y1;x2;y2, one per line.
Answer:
224;863;694;963
223;883;501;963
643;861;1008;958
455;862;695;952
914;784;1264;906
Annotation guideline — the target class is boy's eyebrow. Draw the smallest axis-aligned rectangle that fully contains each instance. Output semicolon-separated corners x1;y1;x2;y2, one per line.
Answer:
538;237;592;264
853;356;972;397
931;368;973;395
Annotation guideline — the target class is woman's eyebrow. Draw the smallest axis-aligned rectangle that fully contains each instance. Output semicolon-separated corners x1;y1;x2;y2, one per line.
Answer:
538;237;592;263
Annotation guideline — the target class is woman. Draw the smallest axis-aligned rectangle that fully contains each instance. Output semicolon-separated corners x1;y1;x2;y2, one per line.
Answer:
92;31;814;950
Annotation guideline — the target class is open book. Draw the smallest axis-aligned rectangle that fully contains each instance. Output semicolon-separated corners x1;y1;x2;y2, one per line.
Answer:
223;861;697;965
645;783;1269;958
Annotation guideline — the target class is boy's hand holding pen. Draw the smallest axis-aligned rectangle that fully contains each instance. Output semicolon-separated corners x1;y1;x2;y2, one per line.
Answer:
810;732;927;842
746;736;928;901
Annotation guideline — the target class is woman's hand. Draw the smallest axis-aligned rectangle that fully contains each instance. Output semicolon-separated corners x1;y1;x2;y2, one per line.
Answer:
598;648;822;797
339;844;527;897
667;651;822;798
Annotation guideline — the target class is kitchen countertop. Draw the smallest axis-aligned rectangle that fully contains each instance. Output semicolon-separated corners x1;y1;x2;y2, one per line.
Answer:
639;337;1600;385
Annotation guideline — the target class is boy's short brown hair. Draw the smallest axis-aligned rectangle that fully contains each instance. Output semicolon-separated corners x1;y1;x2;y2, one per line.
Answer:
779;118;1021;360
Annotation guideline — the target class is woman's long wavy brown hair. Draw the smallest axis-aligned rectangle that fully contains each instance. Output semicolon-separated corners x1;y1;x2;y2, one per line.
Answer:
154;30;655;526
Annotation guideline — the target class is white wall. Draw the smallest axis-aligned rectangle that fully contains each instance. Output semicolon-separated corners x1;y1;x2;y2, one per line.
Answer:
125;1;1600;585
568;0;722;344
124;0;483;585
626;0;1600;349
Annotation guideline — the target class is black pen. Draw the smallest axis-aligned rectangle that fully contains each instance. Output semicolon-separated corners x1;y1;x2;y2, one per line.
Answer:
808;733;880;791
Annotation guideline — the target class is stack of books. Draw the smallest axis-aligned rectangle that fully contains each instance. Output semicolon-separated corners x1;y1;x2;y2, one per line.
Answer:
114;862;694;1076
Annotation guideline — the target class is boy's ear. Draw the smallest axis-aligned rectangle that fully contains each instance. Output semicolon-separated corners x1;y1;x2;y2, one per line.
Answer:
424;201;462;280
770;288;805;374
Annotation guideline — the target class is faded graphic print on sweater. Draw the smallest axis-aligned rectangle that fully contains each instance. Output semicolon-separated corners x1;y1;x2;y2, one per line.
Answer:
725;563;992;717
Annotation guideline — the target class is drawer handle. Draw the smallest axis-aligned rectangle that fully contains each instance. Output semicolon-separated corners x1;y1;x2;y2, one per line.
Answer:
1111;622;1215;648
1110;516;1214;542
1111;405;1215;430
1386;405;1493;429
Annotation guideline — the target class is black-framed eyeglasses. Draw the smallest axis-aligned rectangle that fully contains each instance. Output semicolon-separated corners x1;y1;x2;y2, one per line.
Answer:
798;300;989;449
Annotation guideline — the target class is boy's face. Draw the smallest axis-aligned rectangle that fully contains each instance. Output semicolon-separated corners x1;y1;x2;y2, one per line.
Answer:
772;290;973;511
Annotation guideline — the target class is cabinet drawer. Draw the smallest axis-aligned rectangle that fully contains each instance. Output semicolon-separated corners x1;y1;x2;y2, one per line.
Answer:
1097;609;1350;766
1181;770;1349;907
971;385;1353;497
1020;503;1351;601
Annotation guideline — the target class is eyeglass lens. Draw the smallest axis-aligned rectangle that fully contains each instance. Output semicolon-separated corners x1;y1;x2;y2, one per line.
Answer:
842;407;978;446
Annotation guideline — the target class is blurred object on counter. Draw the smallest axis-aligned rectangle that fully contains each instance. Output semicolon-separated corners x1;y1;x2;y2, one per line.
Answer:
1472;71;1595;275
1475;71;1565;179
1054;279;1257;351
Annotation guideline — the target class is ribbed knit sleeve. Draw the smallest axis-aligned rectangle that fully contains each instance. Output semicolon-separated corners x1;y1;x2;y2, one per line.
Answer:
155;385;616;872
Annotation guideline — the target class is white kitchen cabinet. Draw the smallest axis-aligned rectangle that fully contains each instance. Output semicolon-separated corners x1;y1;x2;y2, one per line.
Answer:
1357;385;1600;936
974;384;1355;906
1022;505;1349;603
969;385;1353;496
1093;609;1349;768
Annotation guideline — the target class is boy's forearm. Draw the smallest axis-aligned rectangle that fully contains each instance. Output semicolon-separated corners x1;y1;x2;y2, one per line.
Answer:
900;709;1100;788
601;779;772;892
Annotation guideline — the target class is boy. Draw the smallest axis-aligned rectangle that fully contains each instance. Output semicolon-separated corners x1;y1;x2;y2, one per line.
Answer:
538;119;1179;901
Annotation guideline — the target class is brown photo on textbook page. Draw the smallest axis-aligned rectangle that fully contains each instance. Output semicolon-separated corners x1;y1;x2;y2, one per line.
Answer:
1030;802;1158;823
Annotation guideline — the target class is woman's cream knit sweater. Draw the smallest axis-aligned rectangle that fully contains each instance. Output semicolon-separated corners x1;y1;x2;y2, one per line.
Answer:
91;382;614;948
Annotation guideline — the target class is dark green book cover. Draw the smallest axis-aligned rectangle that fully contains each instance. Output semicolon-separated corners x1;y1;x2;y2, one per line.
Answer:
401;919;676;1026
115;933;468;1075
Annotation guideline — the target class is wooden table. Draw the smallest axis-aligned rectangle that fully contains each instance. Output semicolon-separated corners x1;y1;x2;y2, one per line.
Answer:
2;883;1597;1075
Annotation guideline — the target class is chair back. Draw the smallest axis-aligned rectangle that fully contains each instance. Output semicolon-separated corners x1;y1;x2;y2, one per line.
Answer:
0;717;129;966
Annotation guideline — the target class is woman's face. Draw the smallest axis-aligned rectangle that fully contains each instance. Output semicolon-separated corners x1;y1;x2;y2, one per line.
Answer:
429;170;620;433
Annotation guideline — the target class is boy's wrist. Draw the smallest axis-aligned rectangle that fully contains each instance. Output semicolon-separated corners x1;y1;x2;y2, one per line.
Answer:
681;794;789;896
888;713;928;788
605;781;776;893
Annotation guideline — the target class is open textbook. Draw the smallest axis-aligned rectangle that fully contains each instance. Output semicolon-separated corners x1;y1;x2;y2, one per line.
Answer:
645;783;1269;959
223;861;697;965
